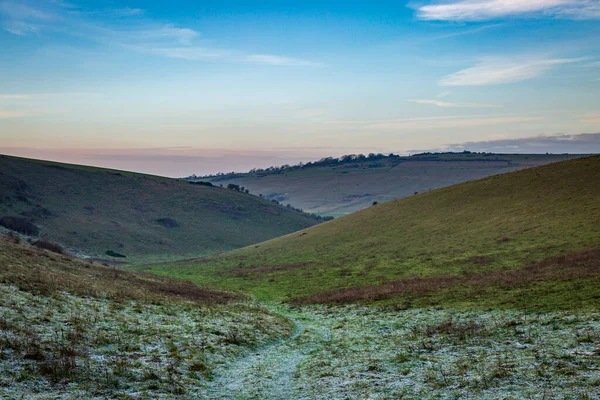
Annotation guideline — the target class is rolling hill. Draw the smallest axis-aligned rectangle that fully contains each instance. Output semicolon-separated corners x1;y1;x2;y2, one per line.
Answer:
196;152;586;216
145;155;600;310
0;155;322;264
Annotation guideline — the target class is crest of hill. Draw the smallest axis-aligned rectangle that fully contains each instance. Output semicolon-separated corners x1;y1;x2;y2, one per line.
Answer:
0;155;321;264
147;156;600;311
195;152;585;216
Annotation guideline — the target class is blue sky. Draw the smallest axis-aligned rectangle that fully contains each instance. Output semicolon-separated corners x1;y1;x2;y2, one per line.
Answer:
1;0;599;175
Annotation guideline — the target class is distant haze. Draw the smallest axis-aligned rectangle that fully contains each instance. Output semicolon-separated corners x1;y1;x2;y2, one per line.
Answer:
1;133;598;177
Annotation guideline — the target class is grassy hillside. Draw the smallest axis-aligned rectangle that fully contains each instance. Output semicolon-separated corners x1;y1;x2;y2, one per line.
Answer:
199;152;585;216
0;155;321;264
0;234;293;399
145;156;600;310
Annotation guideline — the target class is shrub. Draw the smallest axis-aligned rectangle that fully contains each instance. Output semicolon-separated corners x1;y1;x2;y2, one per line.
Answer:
189;181;214;187
156;217;179;228
0;216;39;235
32;240;64;254
106;250;126;258
6;231;20;244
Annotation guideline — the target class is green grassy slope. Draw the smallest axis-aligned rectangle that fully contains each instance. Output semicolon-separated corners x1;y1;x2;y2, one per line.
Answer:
0;155;320;264
201;153;585;216
0;235;292;398
145;156;600;310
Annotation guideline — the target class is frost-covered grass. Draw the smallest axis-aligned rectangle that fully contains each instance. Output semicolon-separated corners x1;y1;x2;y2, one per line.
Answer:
286;305;600;399
0;285;292;399
202;304;600;399
0;237;293;399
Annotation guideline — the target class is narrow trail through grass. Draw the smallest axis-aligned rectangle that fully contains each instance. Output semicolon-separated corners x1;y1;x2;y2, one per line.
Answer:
206;306;331;399
204;303;600;399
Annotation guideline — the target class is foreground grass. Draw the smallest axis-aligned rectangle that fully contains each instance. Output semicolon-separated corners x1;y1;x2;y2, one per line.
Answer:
279;305;600;399
0;237;292;399
143;156;600;305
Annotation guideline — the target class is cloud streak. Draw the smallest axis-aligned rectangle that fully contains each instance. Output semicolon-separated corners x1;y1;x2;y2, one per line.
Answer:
0;0;321;67
409;99;501;108
416;0;600;21
440;57;584;86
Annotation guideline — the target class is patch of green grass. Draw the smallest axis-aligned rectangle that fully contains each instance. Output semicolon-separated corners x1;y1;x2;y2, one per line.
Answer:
144;156;600;310
0;154;320;264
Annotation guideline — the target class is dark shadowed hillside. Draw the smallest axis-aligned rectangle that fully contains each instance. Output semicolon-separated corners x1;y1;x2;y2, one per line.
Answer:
0;155;321;264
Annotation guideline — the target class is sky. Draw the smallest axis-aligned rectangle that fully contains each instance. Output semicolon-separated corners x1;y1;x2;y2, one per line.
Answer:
1;0;599;176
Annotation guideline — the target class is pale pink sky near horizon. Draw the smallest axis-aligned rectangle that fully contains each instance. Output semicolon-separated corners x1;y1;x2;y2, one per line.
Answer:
2;133;599;177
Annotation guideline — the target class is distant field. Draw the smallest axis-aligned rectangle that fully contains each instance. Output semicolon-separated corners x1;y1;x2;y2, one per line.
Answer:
198;152;586;215
0;155;321;264
146;156;600;310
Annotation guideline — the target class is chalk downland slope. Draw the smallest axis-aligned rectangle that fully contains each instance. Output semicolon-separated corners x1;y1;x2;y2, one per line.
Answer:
0;235;293;398
146;156;600;310
0;155;321;264
200;153;584;216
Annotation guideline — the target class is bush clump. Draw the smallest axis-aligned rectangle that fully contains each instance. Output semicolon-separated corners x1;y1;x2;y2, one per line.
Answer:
0;216;39;235
106;250;126;258
31;240;64;254
156;218;179;228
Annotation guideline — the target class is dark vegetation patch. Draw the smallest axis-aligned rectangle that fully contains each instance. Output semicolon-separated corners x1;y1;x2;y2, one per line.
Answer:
87;258;129;266
228;262;313;278
0;216;39;235
46;164;68;171
31;239;64;254
155;217;180;228
420;317;487;339
464;255;492;266
292;249;600;306
0;236;239;304
14;195;31;203
106;250;127;258
189;181;214;187
21;206;54;219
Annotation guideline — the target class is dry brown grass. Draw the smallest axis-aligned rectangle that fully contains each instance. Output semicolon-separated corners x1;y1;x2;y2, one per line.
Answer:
0;235;239;304
292;249;600;305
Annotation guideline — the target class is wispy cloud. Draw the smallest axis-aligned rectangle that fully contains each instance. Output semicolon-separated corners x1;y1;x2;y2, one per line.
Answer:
436;91;452;98
104;7;143;18
242;54;323;67
440;57;584;86
139;24;198;45
0;1;320;67
330;115;541;130
581;113;600;124
367;116;541;130
415;0;600;21
439;133;600;153
137;46;229;60
0;94;32;99
409;99;500;108
0;111;31;119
